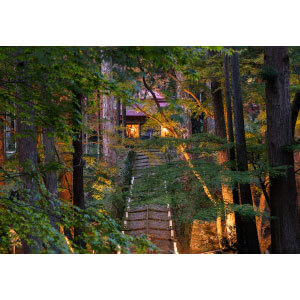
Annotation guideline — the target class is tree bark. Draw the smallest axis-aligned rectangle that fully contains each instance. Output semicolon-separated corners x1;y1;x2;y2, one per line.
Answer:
101;58;116;166
72;93;85;210
211;70;237;249
83;97;89;155
116;98;121;135
60;152;73;203
97;90;102;161
72;92;85;249
43;127;58;216
122;104;127;140
265;46;299;253
43;126;60;253
0;115;5;186
230;49;260;253
256;176;271;253
17;104;41;253
15;61;42;253
43;128;57;197
223;53;243;251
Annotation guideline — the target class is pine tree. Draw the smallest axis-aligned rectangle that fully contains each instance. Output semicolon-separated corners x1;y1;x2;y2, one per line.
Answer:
230;48;260;253
265;46;299;253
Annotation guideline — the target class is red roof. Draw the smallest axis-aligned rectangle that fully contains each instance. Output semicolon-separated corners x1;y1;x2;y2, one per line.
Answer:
126;108;145;117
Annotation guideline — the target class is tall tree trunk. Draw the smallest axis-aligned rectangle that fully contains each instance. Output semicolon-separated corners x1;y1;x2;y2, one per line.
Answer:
211;70;236;249
116;98;121;135
83;97;89;155
97;90;102;161
256;176;271;253
16;61;42;253
101;58;116;166
60;153;73;202
43;127;58;217
230;49;260;253
17;104;41;253
43;126;60;253
223;53;243;251
265;46;299;253
72;93;85;210
122;104;127;140
0;116;8;252
72;93;85;249
0;115;5;186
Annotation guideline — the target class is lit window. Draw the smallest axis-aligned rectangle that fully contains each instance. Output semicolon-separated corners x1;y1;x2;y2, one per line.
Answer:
126;124;139;138
161;126;170;137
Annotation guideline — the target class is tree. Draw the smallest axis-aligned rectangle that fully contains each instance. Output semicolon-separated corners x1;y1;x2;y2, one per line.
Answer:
230;49;260;253
223;53;243;250
16;88;42;252
101;57;116;166
122;103;126;140
211;58;237;249
0;115;4;187
264;46;299;253
72;93;85;210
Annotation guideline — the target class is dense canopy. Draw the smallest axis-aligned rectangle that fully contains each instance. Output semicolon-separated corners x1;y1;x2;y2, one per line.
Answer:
1;46;300;254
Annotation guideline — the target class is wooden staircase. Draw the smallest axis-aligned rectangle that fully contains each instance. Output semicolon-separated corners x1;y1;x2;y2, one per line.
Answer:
133;149;168;179
123;149;177;254
123;204;175;253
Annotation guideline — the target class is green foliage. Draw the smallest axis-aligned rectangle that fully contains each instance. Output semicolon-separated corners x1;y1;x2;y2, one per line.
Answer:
0;46;162;253
3;46;299;254
0;175;154;254
117;133;272;229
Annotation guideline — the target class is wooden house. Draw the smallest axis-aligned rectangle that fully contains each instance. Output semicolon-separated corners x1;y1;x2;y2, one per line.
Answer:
122;91;170;138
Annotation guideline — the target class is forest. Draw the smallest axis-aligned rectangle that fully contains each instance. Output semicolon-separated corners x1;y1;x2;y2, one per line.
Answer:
1;46;300;254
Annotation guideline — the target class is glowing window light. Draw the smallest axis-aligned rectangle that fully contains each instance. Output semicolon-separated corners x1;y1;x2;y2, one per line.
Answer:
126;124;139;138
161;126;170;137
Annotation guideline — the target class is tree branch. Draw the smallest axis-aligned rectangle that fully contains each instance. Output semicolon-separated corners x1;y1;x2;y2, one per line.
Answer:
167;72;214;119
0;115;16;134
142;75;170;123
133;104;164;127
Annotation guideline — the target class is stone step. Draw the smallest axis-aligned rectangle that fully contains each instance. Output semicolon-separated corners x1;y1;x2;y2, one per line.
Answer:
127;210;170;221
134;166;163;172
125;229;172;240
134;163;150;168
135;158;165;164
127;205;169;213
137;149;161;153
135;158;148;162
135;154;163;158
151;239;174;253
125;219;170;231
136;154;165;158
149;228;172;239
